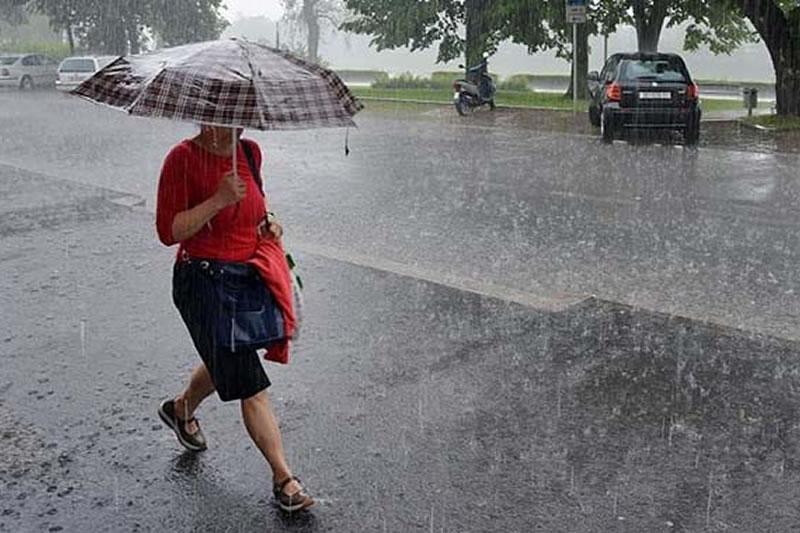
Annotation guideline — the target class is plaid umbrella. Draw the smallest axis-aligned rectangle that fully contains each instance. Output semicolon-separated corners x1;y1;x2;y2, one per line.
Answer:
72;38;362;130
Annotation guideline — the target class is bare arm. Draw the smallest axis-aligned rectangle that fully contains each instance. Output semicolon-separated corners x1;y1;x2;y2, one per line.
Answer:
170;170;246;243
170;195;226;243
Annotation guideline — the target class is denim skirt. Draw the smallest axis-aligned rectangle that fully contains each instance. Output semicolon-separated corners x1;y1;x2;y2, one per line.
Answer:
172;260;271;401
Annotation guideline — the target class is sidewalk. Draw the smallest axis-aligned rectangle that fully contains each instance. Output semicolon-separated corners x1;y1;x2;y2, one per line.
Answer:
3;166;800;532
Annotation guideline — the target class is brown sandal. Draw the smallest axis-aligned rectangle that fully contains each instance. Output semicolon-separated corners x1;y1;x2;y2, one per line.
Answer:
273;476;315;512
158;399;207;452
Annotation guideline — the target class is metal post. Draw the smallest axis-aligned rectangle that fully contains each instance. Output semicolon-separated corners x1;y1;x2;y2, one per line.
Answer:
573;23;578;113
604;34;609;63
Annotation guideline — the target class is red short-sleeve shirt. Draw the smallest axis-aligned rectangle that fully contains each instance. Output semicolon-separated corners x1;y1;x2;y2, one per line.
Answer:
156;139;268;262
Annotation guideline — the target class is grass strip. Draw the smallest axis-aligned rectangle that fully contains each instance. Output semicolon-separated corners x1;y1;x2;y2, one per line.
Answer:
351;87;744;113
741;114;800;131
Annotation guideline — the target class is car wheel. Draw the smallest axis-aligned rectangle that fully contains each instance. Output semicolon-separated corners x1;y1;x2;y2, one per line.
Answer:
455;95;471;117
601;110;614;144
589;105;601;128
684;119;700;147
19;76;34;90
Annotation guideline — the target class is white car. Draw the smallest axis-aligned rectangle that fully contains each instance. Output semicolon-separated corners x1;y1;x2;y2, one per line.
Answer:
0;54;59;89
56;56;118;92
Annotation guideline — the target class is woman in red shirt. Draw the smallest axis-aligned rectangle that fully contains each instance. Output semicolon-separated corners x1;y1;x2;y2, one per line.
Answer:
155;125;313;513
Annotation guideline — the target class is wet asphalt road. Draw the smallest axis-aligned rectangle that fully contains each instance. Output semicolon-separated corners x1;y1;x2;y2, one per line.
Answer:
0;91;798;338
2;90;800;532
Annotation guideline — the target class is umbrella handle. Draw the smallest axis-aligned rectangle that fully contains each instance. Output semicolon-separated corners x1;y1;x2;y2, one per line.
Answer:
232;132;238;179
233;133;240;218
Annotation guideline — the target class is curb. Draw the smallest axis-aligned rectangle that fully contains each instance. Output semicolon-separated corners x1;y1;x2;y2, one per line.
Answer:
0;160;148;211
738;119;777;133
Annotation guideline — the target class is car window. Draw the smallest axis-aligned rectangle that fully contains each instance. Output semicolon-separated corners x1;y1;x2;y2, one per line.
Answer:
59;58;98;73
619;58;687;83
0;56;21;65
21;55;40;66
41;56;57;66
602;57;619;83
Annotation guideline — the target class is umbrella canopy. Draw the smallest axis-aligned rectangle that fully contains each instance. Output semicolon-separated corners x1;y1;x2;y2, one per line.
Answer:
72;38;362;131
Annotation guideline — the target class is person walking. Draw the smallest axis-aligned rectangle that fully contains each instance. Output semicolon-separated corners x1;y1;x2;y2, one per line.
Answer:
155;124;314;513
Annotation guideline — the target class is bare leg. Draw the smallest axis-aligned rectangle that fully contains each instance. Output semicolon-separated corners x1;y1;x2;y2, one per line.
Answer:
174;364;215;434
241;390;302;494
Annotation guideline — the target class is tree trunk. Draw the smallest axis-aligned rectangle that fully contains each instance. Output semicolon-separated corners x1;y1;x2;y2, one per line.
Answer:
738;0;800;116
774;51;800;116
303;0;320;62
127;23;141;55
110;23;128;55
66;26;75;55
637;23;662;52
632;0;667;52
565;23;590;100
465;0;491;67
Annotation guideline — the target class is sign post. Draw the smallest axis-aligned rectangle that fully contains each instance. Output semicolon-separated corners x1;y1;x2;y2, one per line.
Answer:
566;0;587;113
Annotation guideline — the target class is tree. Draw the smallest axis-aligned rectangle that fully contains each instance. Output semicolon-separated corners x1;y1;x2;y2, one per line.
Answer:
29;0;138;54
500;0;594;98
341;0;504;68
0;0;27;27
78;0;148;55
30;0;86;53
598;0;756;54
733;0;800;116
147;0;228;48
281;0;344;62
29;0;228;55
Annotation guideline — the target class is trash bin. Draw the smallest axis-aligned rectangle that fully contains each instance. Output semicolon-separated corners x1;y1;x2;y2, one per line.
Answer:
743;87;758;116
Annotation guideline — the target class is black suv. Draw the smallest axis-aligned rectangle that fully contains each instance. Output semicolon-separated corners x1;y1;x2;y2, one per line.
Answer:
588;53;702;145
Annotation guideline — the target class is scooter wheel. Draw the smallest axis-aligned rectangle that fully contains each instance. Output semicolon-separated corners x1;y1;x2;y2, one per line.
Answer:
455;98;469;117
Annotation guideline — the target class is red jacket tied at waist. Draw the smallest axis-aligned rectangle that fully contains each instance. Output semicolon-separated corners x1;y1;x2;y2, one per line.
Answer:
248;239;296;365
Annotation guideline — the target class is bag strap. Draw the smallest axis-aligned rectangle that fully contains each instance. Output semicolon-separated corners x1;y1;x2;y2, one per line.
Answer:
240;140;265;197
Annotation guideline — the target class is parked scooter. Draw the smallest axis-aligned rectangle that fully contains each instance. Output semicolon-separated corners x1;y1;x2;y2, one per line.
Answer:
453;53;497;116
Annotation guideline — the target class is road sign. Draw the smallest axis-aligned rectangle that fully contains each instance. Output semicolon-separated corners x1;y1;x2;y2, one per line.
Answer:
566;0;587;23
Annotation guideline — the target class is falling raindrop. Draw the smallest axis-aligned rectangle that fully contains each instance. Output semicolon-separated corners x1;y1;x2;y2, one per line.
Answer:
80;318;87;358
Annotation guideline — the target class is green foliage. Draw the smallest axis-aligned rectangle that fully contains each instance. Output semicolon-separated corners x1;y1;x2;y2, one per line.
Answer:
684;19;758;55
342;0;504;66
27;0;228;54
668;0;758;55
0;39;71;59
148;0;228;47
